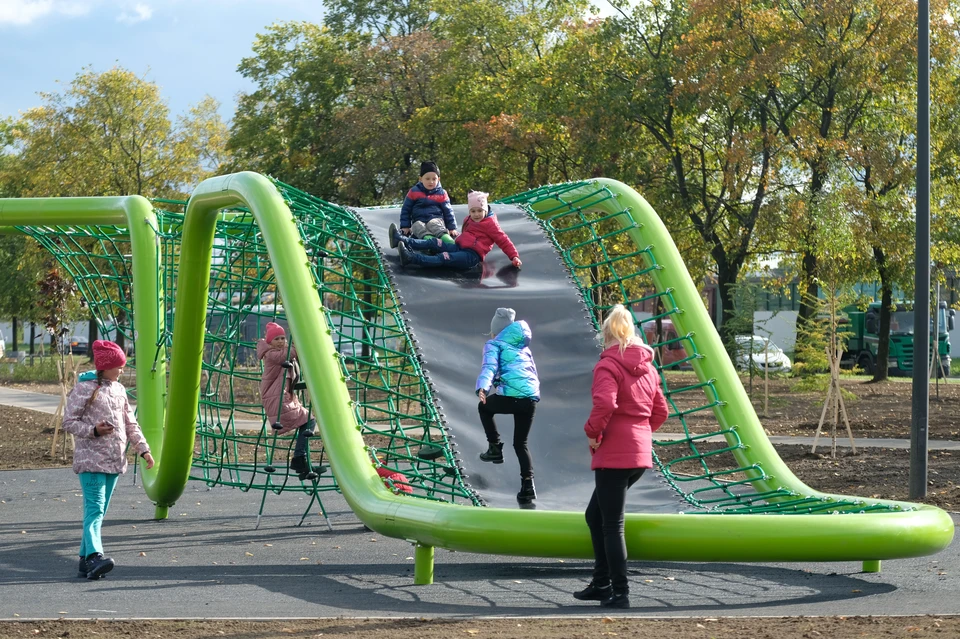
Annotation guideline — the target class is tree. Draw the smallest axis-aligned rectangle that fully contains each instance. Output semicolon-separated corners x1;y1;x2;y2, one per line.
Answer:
13;66;227;198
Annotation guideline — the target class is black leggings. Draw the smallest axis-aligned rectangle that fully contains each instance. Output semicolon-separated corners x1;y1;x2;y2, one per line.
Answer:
477;395;537;479
584;467;646;593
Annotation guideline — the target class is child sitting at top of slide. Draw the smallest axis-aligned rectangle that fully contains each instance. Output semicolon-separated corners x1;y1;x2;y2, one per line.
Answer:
389;161;458;247
396;191;523;271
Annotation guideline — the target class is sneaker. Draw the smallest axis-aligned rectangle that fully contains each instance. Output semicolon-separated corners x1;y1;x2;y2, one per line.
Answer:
77;556;91;578
517;478;537;503
388;223;400;249
573;582;612;601
479;442;504;464
600;591;630;609
86;553;115;580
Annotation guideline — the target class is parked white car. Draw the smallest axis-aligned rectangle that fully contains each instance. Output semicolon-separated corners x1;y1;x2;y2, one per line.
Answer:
735;335;792;373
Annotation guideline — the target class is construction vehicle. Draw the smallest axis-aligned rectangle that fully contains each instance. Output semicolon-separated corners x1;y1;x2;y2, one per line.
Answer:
841;302;955;376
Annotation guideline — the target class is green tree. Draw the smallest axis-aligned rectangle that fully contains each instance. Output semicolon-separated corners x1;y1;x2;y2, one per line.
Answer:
13;66;227;198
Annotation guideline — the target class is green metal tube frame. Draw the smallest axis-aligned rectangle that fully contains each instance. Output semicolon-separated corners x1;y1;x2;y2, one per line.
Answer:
3;174;953;579
0;196;170;515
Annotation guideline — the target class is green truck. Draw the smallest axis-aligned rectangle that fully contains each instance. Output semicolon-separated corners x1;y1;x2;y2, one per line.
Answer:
841;302;955;376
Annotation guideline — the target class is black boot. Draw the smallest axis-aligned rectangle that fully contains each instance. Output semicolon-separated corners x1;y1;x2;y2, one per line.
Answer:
397;242;412;267
77;556;91;578
479;442;504;464
573;582;612;601
290;455;317;481
388;223;400;249
517;477;536;503
600;590;630;609
86;553;115;580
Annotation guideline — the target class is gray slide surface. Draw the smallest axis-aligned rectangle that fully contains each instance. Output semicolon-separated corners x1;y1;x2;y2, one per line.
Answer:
360;204;683;512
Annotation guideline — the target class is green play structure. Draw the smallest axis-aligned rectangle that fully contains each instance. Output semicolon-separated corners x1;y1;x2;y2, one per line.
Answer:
0;171;952;585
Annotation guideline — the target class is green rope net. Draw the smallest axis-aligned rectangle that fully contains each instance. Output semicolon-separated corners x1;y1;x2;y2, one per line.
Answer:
500;181;903;515
20;177;902;518
22;180;481;525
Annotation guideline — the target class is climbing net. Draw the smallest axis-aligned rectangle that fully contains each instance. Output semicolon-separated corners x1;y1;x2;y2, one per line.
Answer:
21;179;480;524
500;181;903;515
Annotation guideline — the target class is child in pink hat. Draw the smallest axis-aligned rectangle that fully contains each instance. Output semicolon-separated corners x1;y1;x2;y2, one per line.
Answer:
256;322;320;480
62;340;153;580
396;190;523;271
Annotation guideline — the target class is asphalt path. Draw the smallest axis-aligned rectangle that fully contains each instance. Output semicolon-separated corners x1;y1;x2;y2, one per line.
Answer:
0;468;957;619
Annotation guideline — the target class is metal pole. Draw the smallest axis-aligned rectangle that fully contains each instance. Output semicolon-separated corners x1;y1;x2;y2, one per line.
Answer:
910;0;931;500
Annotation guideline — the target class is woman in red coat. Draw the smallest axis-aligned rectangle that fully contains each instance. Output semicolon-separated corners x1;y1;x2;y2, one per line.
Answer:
573;304;668;609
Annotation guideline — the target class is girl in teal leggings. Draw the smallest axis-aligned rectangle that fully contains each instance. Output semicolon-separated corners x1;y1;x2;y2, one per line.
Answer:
63;340;154;579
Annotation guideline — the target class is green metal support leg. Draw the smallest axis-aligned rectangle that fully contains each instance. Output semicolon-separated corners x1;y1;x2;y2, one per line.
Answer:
154;505;169;520
414;543;434;585
862;560;881;573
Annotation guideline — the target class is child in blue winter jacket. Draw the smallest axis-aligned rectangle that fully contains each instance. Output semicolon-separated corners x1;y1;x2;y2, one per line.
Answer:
475;307;540;505
389;161;458;248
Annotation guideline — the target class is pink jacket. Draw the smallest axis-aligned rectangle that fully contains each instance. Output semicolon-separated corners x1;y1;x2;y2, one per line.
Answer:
62;380;150;475
455;212;519;261
258;339;310;429
584;343;668;470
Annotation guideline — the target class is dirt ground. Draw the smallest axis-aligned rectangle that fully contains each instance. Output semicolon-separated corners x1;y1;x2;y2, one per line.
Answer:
2;377;958;636
0;616;959;638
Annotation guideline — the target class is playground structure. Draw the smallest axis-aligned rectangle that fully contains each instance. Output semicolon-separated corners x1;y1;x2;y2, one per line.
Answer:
0;172;953;585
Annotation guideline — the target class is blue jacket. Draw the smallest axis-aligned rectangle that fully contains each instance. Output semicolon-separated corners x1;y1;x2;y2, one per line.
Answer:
475;320;540;401
399;182;457;231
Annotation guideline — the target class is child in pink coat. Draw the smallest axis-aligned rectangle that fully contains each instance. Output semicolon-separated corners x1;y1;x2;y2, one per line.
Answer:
574;305;668;609
257;322;318;480
63;340;154;580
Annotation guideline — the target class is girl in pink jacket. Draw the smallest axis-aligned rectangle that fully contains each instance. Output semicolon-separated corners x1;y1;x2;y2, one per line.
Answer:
257;322;318;480
573;305;668;610
63;340;154;580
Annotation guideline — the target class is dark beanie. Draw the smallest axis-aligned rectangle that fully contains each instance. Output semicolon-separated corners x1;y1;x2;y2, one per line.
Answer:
420;161;439;177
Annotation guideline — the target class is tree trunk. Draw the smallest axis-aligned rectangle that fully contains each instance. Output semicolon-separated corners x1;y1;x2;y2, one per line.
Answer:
794;251;819;363
11;316;18;352
872;285;892;382
114;309;126;352
29;322;36;364
87;318;98;362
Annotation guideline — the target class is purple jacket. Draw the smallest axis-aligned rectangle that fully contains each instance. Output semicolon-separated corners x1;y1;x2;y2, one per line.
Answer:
62;380;150;475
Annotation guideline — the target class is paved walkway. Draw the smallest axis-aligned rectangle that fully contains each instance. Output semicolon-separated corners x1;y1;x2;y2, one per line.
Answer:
4;385;957;449
0;467;957;619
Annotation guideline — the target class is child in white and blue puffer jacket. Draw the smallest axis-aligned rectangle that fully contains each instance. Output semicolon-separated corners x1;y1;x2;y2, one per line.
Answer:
475;308;540;505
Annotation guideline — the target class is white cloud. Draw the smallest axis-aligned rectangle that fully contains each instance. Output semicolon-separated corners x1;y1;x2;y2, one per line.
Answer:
0;0;92;25
116;1;150;24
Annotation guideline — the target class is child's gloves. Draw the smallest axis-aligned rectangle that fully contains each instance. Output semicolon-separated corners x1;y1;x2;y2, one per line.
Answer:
511;256;523;268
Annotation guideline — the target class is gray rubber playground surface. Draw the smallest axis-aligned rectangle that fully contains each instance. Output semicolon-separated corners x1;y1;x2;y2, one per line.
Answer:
0;467;958;619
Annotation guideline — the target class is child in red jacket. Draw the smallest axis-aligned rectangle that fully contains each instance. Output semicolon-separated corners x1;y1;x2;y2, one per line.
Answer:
397;191;523;270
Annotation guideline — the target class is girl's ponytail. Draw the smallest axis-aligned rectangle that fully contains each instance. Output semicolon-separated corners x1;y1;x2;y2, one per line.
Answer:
601;304;642;354
81;370;104;416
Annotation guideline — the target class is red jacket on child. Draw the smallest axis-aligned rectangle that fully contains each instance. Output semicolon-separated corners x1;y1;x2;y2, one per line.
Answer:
584;342;669;470
455;210;519;261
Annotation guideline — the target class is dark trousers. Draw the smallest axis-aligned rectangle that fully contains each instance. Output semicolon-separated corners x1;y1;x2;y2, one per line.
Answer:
585;467;645;593
477;395;537;479
406;240;481;269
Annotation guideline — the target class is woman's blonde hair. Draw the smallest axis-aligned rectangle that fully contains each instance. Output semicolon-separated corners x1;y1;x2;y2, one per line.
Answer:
602;304;640;354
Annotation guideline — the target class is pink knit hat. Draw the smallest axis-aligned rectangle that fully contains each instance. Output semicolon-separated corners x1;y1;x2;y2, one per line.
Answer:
265;322;286;344
467;191;489;211
92;340;126;371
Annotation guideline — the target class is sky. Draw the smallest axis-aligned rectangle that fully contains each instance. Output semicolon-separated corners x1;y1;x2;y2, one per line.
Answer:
1;0;620;126
0;0;329;122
